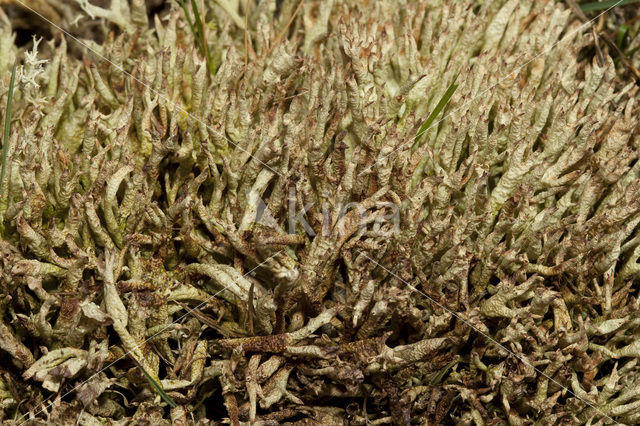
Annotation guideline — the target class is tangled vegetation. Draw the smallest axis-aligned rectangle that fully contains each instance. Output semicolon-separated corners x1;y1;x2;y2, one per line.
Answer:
1;0;640;424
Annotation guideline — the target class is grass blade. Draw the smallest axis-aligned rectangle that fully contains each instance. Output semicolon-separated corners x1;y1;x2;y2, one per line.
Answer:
131;357;177;408
579;0;640;12
179;0;205;54
0;61;17;199
180;0;215;76
194;0;215;76
412;78;458;151
429;359;458;385
190;0;205;42
616;24;629;48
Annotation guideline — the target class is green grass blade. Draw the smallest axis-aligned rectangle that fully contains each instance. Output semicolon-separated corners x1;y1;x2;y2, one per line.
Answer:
190;0;206;46
579;0;640;13
132;357;177;408
0;61;17;199
190;0;203;30
412;78;458;151
179;0;205;54
429;359;458;385
180;0;215;76
616;24;629;48
189;0;215;75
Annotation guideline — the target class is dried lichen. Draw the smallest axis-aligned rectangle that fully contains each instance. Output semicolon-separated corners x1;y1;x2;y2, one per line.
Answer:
0;0;640;424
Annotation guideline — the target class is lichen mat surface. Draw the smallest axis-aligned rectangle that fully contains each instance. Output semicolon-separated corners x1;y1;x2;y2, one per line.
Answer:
0;0;640;424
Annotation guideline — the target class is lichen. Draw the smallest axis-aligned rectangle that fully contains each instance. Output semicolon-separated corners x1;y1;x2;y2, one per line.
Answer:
0;0;640;424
